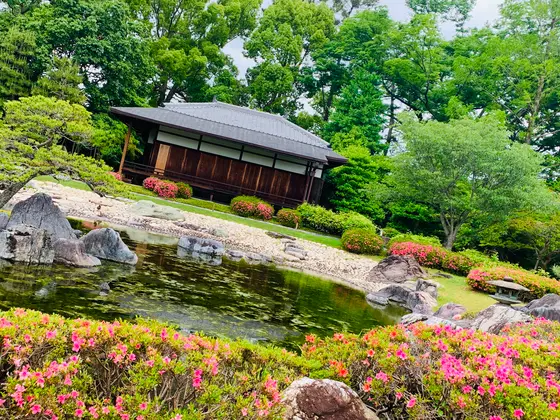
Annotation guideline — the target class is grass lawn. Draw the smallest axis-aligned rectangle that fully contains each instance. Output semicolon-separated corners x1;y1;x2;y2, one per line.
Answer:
32;176;342;248
429;269;496;314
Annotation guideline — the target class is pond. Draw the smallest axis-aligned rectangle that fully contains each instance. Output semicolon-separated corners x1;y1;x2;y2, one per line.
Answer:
0;226;406;350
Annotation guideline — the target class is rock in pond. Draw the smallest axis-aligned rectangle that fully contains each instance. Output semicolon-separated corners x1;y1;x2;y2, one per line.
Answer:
283;377;379;420
53;238;101;268
0;225;55;264
178;236;225;257
6;193;76;240
0;213;8;230
467;304;532;334
366;255;427;284
520;294;560;321
400;313;461;328
131;200;185;221
434;303;467;320
81;228;138;265
366;284;437;315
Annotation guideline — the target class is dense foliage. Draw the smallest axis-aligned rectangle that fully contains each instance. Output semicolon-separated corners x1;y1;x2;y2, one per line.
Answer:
276;209;301;228
297;203;375;236
1;308;559;420
231;196;274;220
341;228;384;255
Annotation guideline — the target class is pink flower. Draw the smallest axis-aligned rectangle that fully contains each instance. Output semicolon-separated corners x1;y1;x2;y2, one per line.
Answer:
407;398;416;408
489;416;503;420
75;408;84;418
31;404;42;414
46;330;57;339
513;409;524;418
139;402;147;410
241;408;248;416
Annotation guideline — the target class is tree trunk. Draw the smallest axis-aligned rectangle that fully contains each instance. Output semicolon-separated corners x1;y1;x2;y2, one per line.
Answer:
440;213;462;250
444;229;458;250
385;95;396;155
0;180;29;209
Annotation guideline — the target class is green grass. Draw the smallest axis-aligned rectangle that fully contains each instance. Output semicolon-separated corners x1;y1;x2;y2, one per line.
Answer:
428;269;496;314
35;175;93;192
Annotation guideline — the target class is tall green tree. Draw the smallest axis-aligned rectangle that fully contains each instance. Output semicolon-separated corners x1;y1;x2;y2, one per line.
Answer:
126;0;261;106
32;57;86;105
244;0;335;116
0;0;41;15
0;27;36;105
406;0;476;26
392;114;548;249
0;96;121;207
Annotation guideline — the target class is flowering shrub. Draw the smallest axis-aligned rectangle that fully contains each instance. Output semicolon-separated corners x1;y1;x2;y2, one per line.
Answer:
109;172;122;181
387;234;442;248
303;319;560;420
342;229;384;255
142;177;161;191
231;196;274;220
276;209;301;228
467;266;560;298
176;182;193;199
153;180;179;199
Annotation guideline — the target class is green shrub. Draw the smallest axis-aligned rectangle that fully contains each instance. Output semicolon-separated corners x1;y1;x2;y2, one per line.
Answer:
341;229;384;255
380;227;401;238
387;233;442;248
176;182;193;199
457;249;498;267
297;203;344;235
339;211;375;232
231;196;274;220
277;209;301;228
552;265;560;279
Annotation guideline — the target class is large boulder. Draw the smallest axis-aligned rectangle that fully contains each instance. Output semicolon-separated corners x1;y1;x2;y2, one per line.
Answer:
81;228;138;265
366;255;427;284
434;303;467;320
178;236;225;256
283;377;379;420
416;279;439;299
400;313;460;328
366;284;437;315
0;213;8;230
467;304;532;334
53;238;101;267
0;225;55;264
520;294;560;321
6;193;76;240
130;200;185;221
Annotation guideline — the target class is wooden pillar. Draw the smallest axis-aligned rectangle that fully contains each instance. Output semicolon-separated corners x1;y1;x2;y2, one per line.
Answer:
118;125;132;176
302;162;312;203
306;167;317;202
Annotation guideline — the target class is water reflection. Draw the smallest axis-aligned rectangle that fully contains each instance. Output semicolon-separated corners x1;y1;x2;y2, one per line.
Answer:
0;228;406;350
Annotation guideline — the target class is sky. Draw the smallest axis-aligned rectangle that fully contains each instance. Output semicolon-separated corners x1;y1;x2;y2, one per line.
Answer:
223;0;504;78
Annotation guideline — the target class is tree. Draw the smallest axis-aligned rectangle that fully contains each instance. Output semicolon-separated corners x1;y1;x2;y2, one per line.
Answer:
92;113;140;168
392;114;547;249
323;69;386;154
32;57;86;105
125;0;261;106
406;0;476;26
0;27;36;105
1;0;41;15
325;144;389;222
244;0;334;115
0;96;121;208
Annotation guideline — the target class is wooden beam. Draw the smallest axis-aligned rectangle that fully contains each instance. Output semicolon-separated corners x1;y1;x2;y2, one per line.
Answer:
118;125;132;176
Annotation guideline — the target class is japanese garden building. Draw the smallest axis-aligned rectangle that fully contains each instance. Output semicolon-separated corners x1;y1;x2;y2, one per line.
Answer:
111;101;347;207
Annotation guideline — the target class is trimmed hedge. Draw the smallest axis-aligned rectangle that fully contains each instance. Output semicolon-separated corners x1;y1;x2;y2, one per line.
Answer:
176;182;193;199
297;204;375;236
276;209;300;228
467;266;560;298
341;229;384;255
231;196;274;220
153;180;178;199
387;234;442;248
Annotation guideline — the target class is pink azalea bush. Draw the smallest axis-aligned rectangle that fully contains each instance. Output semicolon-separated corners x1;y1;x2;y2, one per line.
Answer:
342;229;384;255
231;196;274;220
109;172;122;181
303;319;560;420
142;177;160;191
276;209;301;228
467;266;560;298
153;181;178;199
176;182;193;199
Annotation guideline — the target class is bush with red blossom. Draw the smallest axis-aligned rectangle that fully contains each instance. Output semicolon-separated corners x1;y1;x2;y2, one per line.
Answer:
276;209;301;228
153;181;178;199
342;229;384;255
230;196;274;220
142;177;161;191
109;172;122;181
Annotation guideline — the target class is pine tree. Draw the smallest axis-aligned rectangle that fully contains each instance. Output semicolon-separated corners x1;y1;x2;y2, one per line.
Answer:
0;27;35;104
32;57;86;105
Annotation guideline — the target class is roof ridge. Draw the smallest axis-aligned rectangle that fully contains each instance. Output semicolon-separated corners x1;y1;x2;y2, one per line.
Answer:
162;105;331;150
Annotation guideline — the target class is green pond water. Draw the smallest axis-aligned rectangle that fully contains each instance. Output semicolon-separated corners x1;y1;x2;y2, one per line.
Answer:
0;226;406;350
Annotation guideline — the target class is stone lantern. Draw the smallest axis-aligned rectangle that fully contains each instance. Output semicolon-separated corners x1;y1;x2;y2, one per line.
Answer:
488;277;530;305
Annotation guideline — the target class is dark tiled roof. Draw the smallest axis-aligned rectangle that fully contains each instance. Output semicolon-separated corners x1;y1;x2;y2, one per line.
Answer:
111;102;347;165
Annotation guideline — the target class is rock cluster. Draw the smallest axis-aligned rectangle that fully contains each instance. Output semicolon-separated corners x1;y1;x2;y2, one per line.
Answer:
520;294;560;321
366;255;426;284
178;236;225;257
283;239;308;261
175;221;228;238
367;284;437;315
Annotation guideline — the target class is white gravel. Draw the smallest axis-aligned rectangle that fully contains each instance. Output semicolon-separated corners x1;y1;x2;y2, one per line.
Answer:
9;182;380;293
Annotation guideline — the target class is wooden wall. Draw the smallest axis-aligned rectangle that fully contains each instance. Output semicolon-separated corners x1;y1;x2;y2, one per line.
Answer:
149;141;309;202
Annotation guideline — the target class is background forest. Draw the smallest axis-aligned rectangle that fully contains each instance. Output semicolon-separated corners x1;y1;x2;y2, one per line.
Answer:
0;0;559;274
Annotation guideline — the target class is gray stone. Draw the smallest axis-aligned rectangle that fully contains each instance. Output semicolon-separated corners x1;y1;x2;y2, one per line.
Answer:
81;228;138;265
520;294;560;321
73;229;83;238
400;313;461;328
244;252;264;263
366;294;389;306
367;284;437;315
267;231;296;241
282;377;379;420
0;213;8;230
416;279;440;299
209;228;228;238
226;249;245;259
434;271;452;279
488;280;530;291
131;200;185;221
7;193;76;240
407;291;438;315
467;304;532;334
366;255;427;284
178;236;225;257
434;303;467;320
285;250;307;260
0;225;55;264
53;238;101;267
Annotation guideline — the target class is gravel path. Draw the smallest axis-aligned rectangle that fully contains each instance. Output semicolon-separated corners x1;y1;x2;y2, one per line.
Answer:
9;182;380;293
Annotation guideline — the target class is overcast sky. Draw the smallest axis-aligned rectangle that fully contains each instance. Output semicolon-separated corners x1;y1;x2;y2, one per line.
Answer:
224;0;504;77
